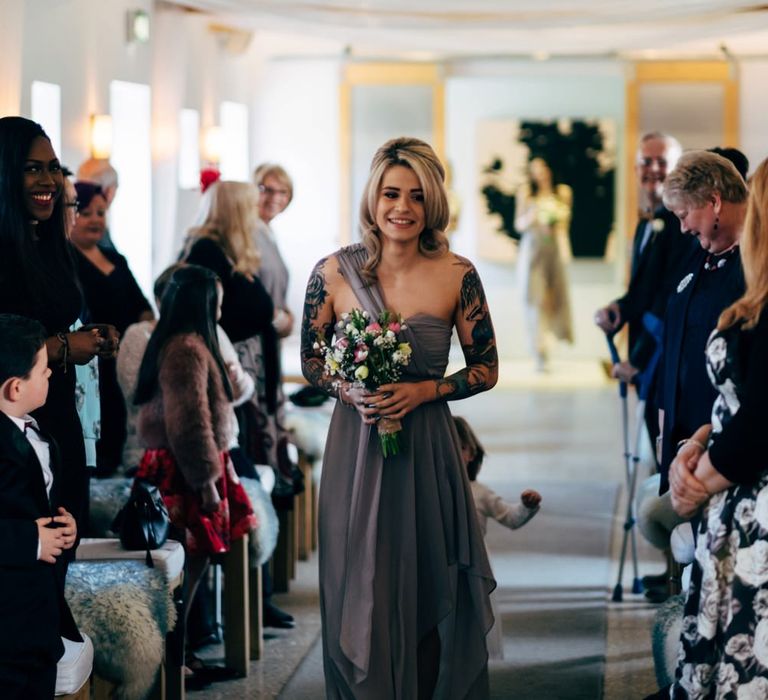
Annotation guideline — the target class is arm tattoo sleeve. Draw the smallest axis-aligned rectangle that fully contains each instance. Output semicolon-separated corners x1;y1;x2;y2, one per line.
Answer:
435;264;498;401
300;258;339;396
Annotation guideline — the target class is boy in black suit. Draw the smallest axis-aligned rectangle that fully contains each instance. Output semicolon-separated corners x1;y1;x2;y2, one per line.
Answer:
0;313;80;698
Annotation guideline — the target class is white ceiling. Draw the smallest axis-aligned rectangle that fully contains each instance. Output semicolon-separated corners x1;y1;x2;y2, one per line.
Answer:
167;1;768;59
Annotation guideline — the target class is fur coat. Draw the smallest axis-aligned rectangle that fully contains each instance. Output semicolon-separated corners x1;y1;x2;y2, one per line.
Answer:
138;333;232;490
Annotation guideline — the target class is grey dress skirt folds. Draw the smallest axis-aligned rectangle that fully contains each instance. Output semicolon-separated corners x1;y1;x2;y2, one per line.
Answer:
318;244;495;699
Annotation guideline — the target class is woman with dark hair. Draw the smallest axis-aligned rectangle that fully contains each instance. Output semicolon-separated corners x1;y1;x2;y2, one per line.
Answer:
301;137;497;698
0;116;115;535
514;156;574;371
71;181;153;475
134;265;256;656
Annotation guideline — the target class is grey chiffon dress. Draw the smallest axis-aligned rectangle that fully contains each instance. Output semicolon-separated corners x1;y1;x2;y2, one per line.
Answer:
318;244;496;699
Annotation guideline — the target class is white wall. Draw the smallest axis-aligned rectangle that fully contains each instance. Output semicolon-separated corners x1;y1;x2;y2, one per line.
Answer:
739;59;768;176
5;0;768;358
253;58;342;322
19;0;153;177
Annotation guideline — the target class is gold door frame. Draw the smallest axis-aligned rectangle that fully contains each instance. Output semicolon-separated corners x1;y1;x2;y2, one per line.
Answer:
625;61;739;232
339;62;445;245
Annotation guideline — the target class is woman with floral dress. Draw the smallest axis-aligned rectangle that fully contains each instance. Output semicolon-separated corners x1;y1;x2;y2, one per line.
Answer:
667;156;768;698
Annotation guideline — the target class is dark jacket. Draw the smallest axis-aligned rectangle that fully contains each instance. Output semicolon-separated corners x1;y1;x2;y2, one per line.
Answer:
0;412;80;666
657;246;745;492
617;207;696;370
183;237;279;412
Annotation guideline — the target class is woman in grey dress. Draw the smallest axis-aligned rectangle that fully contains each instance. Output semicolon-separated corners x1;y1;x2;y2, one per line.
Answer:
301;137;497;699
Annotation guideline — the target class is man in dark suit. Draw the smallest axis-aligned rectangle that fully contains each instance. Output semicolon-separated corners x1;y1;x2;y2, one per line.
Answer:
595;132;696;450
0;314;80;699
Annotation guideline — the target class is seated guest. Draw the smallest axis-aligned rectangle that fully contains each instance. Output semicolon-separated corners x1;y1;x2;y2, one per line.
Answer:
0;313;80;698
71;182;154;475
639;150;747;606
656;157;768;699
656;150;748;494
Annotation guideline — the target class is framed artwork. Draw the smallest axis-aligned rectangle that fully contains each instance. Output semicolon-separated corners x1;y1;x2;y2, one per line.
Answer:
477;118;617;262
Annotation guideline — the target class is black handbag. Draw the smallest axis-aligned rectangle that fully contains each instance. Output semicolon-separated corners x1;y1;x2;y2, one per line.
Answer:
112;479;171;567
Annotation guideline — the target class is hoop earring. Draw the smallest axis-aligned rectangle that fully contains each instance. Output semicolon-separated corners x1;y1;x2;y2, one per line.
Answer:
713;216;719;231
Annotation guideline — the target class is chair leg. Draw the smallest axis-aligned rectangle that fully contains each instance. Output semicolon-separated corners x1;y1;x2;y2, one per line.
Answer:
249;564;264;660
223;536;250;677
272;509;292;593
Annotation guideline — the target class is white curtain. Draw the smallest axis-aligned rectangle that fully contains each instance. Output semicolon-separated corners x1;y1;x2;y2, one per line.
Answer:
0;0;25;116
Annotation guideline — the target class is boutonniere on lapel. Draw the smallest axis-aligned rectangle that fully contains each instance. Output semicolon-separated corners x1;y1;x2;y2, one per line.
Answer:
651;218;665;233
677;272;694;293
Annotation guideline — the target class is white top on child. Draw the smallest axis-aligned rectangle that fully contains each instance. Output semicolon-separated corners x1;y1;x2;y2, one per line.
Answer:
470;482;540;537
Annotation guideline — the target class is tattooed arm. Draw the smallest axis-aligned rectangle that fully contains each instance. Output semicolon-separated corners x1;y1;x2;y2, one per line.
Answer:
435;259;498;401
300;256;381;423
375;258;498;420
300;256;338;395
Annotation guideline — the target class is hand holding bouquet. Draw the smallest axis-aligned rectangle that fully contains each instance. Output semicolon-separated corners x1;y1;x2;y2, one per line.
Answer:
535;196;570;228
314;308;412;457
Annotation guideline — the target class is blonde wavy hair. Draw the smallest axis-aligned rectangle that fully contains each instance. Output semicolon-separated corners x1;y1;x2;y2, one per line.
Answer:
359;137;449;281
188;181;261;277
663;150;747;210
718;157;768;331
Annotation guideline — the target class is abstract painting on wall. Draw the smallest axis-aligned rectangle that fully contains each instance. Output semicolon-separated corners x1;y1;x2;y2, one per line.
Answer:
477;118;617;262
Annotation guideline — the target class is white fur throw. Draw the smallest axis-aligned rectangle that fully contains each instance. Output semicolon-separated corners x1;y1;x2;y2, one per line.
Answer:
651;593;684;688
241;476;279;567
89;477;132;537
65;560;177;700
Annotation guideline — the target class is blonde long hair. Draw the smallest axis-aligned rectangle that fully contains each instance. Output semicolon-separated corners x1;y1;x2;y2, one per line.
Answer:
188;181;261;277
359;137;449;281
719;157;768;331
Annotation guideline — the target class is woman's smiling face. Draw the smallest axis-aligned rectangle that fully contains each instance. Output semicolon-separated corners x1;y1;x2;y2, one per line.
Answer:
23;136;63;222
375;165;425;244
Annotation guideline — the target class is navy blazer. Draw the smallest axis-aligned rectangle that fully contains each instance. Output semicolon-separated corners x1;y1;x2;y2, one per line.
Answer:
657;246;745;492
0;412;80;666
618;207;695;370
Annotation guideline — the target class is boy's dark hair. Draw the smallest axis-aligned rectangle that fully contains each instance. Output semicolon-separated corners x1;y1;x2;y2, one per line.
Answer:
0;313;47;385
453;415;486;481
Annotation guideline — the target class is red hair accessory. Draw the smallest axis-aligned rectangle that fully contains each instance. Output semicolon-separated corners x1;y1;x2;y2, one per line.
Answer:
200;167;221;193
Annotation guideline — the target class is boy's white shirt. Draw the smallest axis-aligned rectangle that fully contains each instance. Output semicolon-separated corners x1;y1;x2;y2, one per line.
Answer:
4;412;53;560
470;480;539;538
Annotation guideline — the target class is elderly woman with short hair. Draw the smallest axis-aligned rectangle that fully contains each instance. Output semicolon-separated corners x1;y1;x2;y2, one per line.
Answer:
655;150;748;496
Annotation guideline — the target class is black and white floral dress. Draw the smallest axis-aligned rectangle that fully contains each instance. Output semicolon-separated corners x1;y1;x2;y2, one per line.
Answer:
672;316;768;699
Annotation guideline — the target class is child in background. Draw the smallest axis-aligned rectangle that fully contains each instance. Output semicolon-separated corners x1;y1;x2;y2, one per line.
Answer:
454;415;542;660
0;313;81;698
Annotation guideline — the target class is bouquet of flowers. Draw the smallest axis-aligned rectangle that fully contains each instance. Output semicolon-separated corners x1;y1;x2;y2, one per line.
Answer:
314;308;412;457
536;196;570;227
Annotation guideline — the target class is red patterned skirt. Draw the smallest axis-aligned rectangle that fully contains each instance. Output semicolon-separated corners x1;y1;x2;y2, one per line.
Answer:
136;449;257;556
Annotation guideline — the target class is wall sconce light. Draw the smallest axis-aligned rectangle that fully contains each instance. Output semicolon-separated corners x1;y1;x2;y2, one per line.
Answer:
127;9;151;44
90;114;113;159
203;125;223;164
